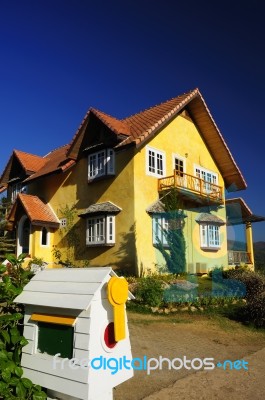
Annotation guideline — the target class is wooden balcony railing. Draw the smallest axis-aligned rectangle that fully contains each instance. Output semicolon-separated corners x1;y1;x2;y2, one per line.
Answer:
228;250;252;265
158;170;223;203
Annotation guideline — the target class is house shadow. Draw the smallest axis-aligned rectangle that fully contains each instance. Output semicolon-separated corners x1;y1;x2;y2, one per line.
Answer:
114;223;137;276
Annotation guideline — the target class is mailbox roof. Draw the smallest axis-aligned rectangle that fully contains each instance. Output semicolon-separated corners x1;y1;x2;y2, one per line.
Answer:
14;267;128;310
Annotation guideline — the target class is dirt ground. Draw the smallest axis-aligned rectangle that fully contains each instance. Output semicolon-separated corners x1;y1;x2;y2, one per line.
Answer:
114;311;265;400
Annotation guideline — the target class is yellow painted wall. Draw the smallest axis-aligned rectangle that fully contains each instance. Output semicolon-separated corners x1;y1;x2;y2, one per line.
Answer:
133;112;228;274
26;111;229;275
29;227;56;263
27;148;137;273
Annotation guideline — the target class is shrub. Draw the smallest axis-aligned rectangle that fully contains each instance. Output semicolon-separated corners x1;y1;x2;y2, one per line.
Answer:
226;269;265;327
0;254;47;399
135;277;164;307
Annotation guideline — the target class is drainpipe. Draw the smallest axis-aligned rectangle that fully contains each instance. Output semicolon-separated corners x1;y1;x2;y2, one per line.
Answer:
245;222;254;269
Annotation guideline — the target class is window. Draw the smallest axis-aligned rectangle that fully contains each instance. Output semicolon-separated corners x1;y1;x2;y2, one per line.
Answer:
200;224;220;249
195;166;218;194
146;147;165;177
86;215;115;245
173;156;185;176
41;227;49;246
88;149;115;180
10;183;21;202
152;216;169;246
60;218;67;228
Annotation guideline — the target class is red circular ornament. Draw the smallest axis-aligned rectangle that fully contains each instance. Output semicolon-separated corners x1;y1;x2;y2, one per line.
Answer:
104;322;117;349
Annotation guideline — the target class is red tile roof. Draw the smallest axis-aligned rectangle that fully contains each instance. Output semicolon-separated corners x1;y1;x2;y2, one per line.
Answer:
14;150;47;173
25;144;75;183
67;88;246;191
0;145;75;188
0;88;247;192
120;89;196;146
0;150;47;189
90;108;131;136
8;194;60;227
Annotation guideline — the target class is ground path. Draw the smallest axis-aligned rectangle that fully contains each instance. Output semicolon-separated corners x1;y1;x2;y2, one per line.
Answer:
114;312;265;400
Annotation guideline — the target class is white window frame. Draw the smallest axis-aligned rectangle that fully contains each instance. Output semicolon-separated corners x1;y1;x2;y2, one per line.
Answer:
60;218;67;228
86;215;115;246
11;183;21;202
40;227;50;247
172;153;186;175
146;147;165;177
152;215;169;247
194;165;218;194
199;223;220;249
88;149;115;180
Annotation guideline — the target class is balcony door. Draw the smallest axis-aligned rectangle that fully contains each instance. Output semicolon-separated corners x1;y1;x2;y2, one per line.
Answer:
173;155;186;188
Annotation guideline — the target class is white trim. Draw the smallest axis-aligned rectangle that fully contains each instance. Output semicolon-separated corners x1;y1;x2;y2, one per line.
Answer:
152;215;169;247
107;149;115;175
199;223;220;249
86;215;116;246
146;146;166;178
194;165;218;184
88;149;115;180
106;215;115;244
60;218;67;228
172;153;186;174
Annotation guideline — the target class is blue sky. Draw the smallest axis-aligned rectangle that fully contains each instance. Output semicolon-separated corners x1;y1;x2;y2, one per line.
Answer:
0;0;264;241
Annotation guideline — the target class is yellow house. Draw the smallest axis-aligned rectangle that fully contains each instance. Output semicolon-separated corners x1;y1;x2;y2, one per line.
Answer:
0;88;263;275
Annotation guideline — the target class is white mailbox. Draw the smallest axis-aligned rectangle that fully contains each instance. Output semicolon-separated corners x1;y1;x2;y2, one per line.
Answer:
14;267;134;400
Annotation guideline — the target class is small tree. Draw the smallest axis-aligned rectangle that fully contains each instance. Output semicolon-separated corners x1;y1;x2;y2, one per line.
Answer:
156;191;186;276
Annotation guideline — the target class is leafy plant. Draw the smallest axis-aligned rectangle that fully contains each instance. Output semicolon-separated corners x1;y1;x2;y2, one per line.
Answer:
57;204;80;265
135;277;164;307
226;268;265;327
0;254;47;399
156;192;186;276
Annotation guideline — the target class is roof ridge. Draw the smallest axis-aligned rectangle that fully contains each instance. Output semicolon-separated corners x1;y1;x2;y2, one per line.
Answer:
122;88;198;120
44;143;69;158
90;107;120;120
14;149;43;158
90;107;131;136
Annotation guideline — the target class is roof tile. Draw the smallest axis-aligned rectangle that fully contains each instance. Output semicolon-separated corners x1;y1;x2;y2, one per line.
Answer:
25;144;75;182
9;194;60;226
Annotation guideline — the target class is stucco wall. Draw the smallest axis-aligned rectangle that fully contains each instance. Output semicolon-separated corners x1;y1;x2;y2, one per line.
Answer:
26;111;228;275
28;148;137;273
133;112;228;274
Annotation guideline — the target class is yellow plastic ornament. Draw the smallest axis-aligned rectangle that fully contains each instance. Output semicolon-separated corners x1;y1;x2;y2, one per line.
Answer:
107;276;128;341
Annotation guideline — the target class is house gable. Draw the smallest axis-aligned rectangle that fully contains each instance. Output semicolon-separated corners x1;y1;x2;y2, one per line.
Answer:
0;150;46;192
65;88;246;192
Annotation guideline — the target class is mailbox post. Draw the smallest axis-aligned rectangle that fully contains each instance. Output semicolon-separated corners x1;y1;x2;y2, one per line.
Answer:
14;267;134;400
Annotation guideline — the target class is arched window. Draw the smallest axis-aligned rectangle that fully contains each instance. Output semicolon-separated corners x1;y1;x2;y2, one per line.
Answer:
41;227;48;246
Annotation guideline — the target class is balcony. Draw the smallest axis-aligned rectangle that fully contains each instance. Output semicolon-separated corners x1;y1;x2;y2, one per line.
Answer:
158;170;223;205
228;250;252;265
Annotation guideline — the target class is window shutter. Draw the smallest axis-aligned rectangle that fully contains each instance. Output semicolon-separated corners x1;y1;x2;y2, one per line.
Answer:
162;218;169;246
152;216;161;245
107;149;115;175
200;224;208;247
106;216;115;244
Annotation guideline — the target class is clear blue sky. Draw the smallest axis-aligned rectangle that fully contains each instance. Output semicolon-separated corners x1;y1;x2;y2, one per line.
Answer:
0;0;264;241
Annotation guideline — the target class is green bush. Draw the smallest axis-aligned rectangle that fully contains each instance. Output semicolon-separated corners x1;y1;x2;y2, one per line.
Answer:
227;269;265;327
0;254;47;399
135;277;164;307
